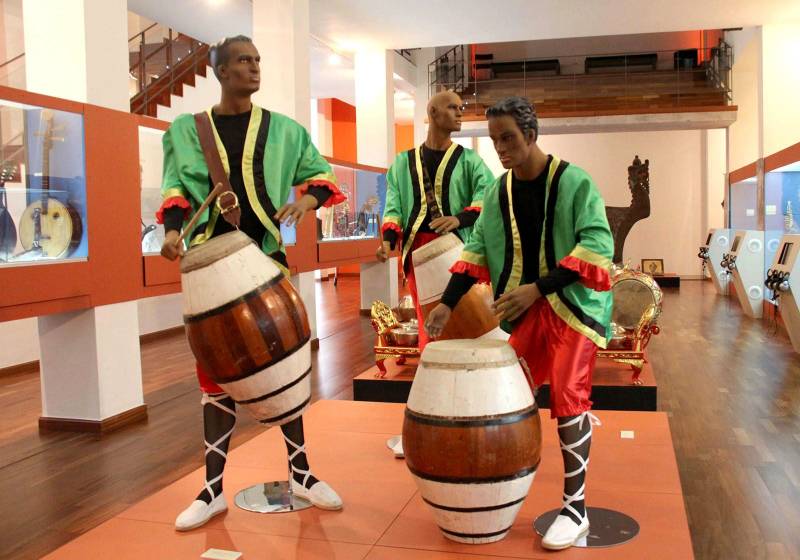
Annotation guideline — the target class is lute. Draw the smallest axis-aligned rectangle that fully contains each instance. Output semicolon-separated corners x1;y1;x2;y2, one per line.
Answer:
18;109;82;258
0;164;17;260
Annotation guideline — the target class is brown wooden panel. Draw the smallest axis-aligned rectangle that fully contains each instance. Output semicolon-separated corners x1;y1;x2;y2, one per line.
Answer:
729;161;758;185
403;409;542;480
143;255;181;286
765;141;800;173
0;84;84;114
0;262;91;308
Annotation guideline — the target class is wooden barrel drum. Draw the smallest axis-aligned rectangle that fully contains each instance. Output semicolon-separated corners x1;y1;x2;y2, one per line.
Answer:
402;339;542;544
411;233;500;340
181;231;311;427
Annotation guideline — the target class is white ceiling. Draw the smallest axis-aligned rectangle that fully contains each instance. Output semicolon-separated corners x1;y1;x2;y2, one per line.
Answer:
309;0;800;50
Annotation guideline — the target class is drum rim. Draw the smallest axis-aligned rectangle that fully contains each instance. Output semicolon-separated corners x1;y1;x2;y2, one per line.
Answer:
412;232;464;266
421;339;518;366
180;231;256;273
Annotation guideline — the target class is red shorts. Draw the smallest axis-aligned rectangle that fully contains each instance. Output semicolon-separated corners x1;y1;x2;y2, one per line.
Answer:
508;298;597;418
196;362;225;394
404;232;439;352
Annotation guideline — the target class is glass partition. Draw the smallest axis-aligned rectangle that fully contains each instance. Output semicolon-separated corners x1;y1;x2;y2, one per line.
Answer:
0;101;88;265
318;162;385;242
765;160;800;303
728;175;758;230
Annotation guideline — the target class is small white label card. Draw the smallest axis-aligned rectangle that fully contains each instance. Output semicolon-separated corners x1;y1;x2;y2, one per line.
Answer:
201;549;243;560
620;430;635;439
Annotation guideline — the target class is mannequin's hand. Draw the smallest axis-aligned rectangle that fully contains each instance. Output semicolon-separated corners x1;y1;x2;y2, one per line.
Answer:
425;304;452;339
160;230;184;261
492;283;541;322
275;194;318;226
429;216;460;234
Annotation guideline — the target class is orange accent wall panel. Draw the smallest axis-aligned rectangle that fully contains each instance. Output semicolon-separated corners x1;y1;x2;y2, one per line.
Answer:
143;256;180;287
395;123;414;153
331;98;357;162
84;104;144;307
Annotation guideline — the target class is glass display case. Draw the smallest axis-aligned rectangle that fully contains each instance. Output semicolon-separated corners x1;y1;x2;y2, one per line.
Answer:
728;175;758;230
319;163;385;242
0;100;88;265
765;160;800;303
139;126;166;254
765;160;800;235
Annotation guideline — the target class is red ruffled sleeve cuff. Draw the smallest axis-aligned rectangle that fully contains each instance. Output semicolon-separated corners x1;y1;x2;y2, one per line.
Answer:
559;255;611;291
299;180;346;207
462;206;482;213
156;196;191;224
381;222;402;236
450;260;491;284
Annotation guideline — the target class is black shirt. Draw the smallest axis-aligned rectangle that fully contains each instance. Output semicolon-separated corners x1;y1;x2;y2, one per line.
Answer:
441;157;579;309
163;109;331;267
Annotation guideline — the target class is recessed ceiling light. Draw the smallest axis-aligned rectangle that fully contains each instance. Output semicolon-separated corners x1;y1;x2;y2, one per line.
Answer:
329;53;342;66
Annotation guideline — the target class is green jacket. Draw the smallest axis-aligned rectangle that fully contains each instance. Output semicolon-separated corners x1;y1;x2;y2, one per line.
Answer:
159;106;339;266
382;143;494;267
456;156;614;348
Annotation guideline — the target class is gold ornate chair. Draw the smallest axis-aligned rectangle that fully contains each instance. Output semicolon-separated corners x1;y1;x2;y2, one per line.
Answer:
369;300;420;378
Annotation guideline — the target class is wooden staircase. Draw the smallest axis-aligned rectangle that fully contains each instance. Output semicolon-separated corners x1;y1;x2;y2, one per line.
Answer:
129;26;211;117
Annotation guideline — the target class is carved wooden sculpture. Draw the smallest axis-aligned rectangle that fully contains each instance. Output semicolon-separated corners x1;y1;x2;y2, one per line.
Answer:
605;155;651;263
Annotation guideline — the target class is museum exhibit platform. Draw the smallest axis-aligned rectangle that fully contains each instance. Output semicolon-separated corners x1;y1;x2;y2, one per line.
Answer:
354;357;657;411
43;399;690;559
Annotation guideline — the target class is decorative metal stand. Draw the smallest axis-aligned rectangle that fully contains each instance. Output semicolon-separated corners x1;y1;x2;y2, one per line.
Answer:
370;301;420;377
533;507;639;548
234;463;312;514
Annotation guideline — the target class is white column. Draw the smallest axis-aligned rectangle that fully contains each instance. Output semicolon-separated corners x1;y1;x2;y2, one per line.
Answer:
414;48;434;146
355;47;398;309
22;0;129;111
39;302;144;422
290;272;317;342
252;1;321;335
252;0;311;128
21;0;143;428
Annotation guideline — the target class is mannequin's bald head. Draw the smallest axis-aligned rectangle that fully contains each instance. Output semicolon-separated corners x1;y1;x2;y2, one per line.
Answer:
427;90;463;135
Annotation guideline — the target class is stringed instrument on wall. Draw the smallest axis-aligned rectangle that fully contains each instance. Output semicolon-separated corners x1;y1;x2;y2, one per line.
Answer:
18;109;82;258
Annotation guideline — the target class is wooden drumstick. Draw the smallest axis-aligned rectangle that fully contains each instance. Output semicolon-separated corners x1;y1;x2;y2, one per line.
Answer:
176;182;225;247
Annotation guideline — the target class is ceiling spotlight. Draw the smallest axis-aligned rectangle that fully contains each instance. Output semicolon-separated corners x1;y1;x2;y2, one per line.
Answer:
328;53;342;65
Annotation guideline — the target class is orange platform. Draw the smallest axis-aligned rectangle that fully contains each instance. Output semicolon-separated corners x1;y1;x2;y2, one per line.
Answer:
44;400;692;559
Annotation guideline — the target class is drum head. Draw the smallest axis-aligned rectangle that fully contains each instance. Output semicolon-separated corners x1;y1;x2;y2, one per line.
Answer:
412;233;463;267
611;278;657;329
422;339;516;366
181;230;253;273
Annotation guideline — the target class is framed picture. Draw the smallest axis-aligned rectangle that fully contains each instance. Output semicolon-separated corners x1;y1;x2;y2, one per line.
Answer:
641;259;664;276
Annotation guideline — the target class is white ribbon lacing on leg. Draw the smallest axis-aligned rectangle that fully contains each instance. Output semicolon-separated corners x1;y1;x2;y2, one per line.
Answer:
557;411;601;522
283;433;314;489
201;392;236;500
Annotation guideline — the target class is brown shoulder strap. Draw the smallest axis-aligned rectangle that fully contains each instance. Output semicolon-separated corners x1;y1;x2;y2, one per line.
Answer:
194;112;241;227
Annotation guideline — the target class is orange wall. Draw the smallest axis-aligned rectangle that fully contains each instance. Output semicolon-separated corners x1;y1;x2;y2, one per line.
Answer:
395;123;414;153
330;98;357;163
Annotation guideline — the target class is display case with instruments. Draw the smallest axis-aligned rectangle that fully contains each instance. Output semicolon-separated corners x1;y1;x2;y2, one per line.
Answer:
318;162;384;242
0;102;88;265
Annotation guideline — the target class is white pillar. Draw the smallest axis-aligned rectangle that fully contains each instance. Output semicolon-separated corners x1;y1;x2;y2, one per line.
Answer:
290;272;317;342
252;0;311;128
355;47;398;309
414;48;435;147
22;0;129;111
252;1;321;334
21;0;144;430
38;303;144;423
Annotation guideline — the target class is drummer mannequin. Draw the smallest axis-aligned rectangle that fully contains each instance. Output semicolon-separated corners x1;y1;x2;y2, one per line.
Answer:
158;35;345;531
376;90;494;350
426;97;614;550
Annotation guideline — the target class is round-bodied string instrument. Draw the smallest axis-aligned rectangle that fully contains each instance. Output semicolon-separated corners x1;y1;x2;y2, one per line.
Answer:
180;231;311;427
403;339;542;544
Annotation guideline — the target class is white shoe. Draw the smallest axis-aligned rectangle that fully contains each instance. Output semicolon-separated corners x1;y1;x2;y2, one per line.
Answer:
541;513;589;550
291;479;343;510
175;494;227;531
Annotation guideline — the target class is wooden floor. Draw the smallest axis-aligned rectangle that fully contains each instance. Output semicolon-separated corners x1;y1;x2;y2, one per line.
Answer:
1;278;799;559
